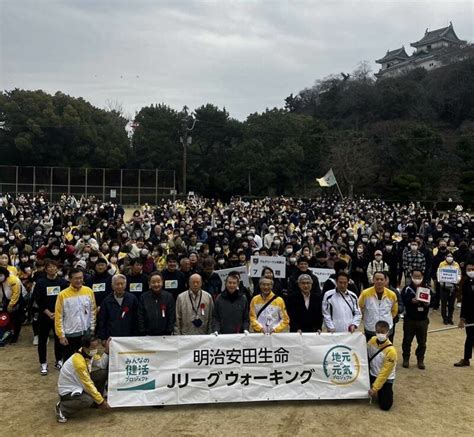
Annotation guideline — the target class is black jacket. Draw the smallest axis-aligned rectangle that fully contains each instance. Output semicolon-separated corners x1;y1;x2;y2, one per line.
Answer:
212;290;249;334
33;276;69;313
286;291;323;332
86;272;113;307
161;269;187;300
401;283;430;321
97;292;138;340
460;278;474;323
138;290;175;335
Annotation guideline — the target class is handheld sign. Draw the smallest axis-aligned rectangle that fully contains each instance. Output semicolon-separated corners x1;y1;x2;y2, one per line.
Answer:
437;268;459;284
416;287;431;304
249;256;286;279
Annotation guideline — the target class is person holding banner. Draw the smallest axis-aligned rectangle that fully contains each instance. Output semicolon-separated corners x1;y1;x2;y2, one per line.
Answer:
454;260;474;367
368;320;397;411
287;274;323;333
437;253;461;325
322;272;361;333
212;273;249;334
249;277;289;333
175;274;214;335
55;335;110;423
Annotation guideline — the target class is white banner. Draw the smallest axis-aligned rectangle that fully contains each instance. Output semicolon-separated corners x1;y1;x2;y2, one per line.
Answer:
108;333;370;407
437;268;459;284
215;266;250;291
309;268;336;288
249;256;286;278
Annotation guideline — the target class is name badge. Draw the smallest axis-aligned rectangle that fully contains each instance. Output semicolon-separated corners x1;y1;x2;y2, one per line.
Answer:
417;306;424;312
46;286;61;296
92;283;106;293
164;280;178;289
130;283;143;292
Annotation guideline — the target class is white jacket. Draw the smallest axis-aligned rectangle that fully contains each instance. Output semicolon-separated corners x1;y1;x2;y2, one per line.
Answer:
322;289;362;332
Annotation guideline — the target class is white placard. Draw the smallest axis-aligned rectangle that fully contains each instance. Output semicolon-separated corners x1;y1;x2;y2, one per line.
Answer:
416;287;431;304
309;268;336;288
108;333;370;407
437;268;459;284
249;256;286;278
215;265;250;291
110;189;117;199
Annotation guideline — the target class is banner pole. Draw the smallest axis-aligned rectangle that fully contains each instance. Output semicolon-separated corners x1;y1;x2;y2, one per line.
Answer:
428;323;474;333
335;181;344;200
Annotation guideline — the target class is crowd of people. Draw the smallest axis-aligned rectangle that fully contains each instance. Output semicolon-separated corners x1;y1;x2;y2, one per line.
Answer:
0;193;473;420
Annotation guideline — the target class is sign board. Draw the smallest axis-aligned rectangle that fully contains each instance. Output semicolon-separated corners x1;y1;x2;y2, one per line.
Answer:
110;189;117;199
215;265;250;291
437;268;459;284
249;256;286;279
309;268;336;289
416;287;431;304
108;333;370;407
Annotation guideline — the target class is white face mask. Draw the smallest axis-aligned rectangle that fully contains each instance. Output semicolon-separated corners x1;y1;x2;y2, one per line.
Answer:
466;271;474;279
88;349;98;357
112;246;120;252
412;278;422;285
51;249;60;256
0;275;5;282
376;333;387;342
446;257;453;264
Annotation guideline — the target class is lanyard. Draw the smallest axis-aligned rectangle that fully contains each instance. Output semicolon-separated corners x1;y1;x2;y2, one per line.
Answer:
338;291;355;316
189;291;202;316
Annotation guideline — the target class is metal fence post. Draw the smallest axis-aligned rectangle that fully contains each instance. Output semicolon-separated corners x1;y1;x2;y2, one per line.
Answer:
120;169;123;204
85;168;88;197
138;169;141;206
15;166;18;197
102;168;106;202
32;166;36;196
67;167;71;195
50;167;54;200
155;169;158;205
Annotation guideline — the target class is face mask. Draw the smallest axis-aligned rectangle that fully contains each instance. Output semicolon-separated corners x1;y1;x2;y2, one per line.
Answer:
273;240;281;245
385;245;393;251
289;257;297;264
348;241;355;246
467;271;474;279
446;257;453;263
88;349;98;357
83;253;89;259
112;246;120;252
375;255;382;261
54;231;61;236
0;275;5;282
269;229;275;234
376;333;387;342
428;237;433;242
12;247;18;254
141;249;149;256
90;257;98;263
371;239;377;244
215;247;222;253
35;231;42;236
74;235;80;240
51;249;60;256
362;238;368;243
236;233;242;239
286;248;293;254
83;235;90;240
412;278;422;285
217;259;225;265
410;245;418;251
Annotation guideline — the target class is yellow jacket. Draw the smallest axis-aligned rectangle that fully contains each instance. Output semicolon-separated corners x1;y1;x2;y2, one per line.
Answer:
249;292;289;333
57;349;108;404
367;336;397;391
55;286;96;338
1;274;21;311
359;287;398;332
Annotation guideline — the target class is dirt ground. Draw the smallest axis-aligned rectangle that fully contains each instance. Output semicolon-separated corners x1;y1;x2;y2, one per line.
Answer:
0;308;472;437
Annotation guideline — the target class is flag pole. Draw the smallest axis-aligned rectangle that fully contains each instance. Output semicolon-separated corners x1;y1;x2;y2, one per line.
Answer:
331;169;344;199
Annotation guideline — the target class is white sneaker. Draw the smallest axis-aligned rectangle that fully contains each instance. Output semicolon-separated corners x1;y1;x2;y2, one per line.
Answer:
456;303;462;308
33;335;39;345
40;363;48;375
54;360;63;370
55;402;67;423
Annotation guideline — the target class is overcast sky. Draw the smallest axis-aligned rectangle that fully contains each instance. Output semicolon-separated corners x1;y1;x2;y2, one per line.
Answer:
1;0;473;120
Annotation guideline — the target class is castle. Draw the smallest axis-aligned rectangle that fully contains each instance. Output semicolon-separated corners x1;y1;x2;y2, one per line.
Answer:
375;22;472;79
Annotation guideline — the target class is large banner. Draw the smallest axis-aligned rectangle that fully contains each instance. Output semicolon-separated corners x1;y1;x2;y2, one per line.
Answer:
108;333;370;407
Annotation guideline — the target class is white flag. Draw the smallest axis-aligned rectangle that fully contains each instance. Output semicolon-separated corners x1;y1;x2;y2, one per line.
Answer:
316;169;337;187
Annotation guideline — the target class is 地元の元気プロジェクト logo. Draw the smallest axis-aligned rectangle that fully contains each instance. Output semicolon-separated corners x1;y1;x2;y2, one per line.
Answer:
323;345;361;385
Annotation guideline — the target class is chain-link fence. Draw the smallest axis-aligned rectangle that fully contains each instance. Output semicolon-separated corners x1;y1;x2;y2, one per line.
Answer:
0;166;176;205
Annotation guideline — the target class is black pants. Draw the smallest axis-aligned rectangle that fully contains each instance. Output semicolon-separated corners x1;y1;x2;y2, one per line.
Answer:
37;314;63;364
63;336;83;361
370;375;394;411
464;325;474;361
9;309;24;343
402;318;429;360
431;282;441;309
440;286;456;323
